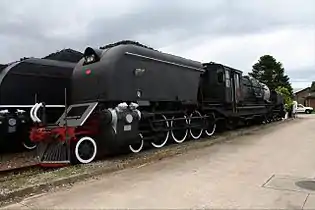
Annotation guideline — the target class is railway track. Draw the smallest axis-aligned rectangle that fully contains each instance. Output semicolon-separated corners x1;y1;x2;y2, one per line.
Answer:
1;162;37;172
0;163;39;177
0;151;42;181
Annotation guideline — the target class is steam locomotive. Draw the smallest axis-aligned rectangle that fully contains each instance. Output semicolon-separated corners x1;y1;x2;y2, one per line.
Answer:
0;58;76;152
29;41;285;166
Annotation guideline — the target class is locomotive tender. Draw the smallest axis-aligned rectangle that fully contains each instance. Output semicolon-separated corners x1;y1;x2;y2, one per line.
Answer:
0;58;76;151
29;41;285;166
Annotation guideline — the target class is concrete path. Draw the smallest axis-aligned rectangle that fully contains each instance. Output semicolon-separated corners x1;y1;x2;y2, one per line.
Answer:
3;115;315;209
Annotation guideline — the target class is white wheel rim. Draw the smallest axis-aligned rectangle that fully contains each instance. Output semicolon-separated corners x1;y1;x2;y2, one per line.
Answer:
75;136;97;164
22;141;37;150
205;123;216;136
151;114;169;148
171;115;188;143
189;111;203;140
129;133;144;153
204;113;216;137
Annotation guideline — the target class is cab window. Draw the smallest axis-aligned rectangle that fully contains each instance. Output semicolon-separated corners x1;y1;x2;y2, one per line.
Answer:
217;69;224;83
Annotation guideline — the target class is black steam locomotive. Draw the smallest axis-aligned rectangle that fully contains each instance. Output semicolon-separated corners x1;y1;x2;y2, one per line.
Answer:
0;58;76;152
29;41;285;166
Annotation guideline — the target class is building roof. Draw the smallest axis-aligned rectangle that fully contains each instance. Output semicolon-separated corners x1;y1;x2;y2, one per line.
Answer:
294;87;310;94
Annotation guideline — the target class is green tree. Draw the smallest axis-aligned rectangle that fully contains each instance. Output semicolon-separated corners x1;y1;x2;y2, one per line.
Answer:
275;86;293;112
275;86;293;105
310;81;315;92
249;55;293;96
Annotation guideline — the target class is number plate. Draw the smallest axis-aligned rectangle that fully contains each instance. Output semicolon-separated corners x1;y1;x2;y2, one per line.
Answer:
124;125;131;131
8;126;16;133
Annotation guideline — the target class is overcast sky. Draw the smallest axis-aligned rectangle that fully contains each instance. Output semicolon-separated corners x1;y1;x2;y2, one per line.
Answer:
1;0;314;88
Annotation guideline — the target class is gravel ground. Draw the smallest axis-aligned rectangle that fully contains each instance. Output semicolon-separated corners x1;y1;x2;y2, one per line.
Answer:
0;151;37;172
0;118;296;207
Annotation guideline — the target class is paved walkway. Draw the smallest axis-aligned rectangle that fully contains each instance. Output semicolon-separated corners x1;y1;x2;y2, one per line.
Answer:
3;115;315;209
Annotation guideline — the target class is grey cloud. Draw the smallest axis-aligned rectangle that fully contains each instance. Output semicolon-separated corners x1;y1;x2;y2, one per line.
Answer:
287;67;315;83
85;0;224;47
86;0;315;48
0;0;314;70
0;18;47;42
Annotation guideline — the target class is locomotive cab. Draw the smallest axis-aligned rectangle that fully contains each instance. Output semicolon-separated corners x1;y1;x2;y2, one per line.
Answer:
200;62;243;112
200;62;283;127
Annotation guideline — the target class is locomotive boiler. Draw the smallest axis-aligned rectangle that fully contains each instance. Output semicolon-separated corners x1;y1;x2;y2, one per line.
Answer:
29;41;285;166
0;58;76;152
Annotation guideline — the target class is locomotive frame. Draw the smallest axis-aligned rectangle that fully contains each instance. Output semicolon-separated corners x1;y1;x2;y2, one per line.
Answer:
29;42;285;166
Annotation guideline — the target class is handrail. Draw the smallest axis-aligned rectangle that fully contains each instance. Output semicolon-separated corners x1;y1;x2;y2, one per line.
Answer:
30;103;38;122
34;103;43;122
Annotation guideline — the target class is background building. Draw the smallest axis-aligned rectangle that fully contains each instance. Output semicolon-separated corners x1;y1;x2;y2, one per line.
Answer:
294;87;315;108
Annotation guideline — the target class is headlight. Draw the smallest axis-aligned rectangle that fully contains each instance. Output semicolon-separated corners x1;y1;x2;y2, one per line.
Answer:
83;47;102;65
8;118;17;126
125;114;133;123
85;54;95;63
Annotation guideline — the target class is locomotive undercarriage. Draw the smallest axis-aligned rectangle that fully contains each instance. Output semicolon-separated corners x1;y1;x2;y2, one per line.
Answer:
30;99;284;167
30;101;220;166
130;109;218;152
